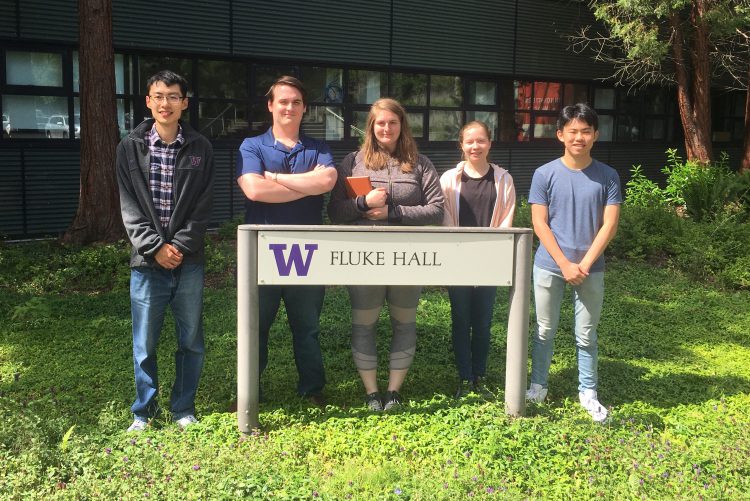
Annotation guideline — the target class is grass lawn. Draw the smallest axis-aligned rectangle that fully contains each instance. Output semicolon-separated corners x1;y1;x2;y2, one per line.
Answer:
1;241;749;499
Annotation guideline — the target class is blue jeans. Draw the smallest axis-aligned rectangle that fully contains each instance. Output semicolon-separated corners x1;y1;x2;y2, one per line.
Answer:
130;264;205;420
259;285;326;396
531;265;604;392
448;286;497;381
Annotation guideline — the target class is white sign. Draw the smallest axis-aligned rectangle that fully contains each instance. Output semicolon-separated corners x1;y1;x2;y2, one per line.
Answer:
256;230;514;286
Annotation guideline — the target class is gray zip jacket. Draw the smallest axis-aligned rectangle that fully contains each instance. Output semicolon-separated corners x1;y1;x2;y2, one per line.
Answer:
327;151;444;225
116;119;214;268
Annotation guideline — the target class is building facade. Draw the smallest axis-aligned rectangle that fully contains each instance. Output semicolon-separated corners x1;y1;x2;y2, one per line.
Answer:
0;0;745;238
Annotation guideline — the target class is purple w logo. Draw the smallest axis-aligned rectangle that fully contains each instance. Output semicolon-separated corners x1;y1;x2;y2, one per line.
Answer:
189;156;201;166
268;243;318;276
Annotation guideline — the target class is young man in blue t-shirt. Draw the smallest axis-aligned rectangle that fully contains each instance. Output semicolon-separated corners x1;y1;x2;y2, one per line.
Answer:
236;76;337;406
526;103;622;422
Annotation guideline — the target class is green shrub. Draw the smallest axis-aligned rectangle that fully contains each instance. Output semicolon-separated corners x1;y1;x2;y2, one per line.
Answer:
216;215;243;240
609;204;749;289
513;198;531;228
625;165;668;209
609;205;680;262
0;240;130;294
625;149;750;224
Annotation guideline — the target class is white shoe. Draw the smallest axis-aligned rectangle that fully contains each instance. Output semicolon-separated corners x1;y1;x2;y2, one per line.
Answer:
127;418;148;432
175;414;199;429
579;389;608;422
525;383;548;403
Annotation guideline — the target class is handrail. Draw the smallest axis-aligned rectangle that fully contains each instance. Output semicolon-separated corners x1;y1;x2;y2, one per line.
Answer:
200;103;235;134
323;106;365;137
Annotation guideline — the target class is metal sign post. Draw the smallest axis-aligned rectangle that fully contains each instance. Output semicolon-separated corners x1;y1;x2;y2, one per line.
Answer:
237;225;533;432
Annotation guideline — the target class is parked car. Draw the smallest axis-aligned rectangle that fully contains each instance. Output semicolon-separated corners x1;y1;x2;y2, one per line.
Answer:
2;114;10;137
45;114;80;139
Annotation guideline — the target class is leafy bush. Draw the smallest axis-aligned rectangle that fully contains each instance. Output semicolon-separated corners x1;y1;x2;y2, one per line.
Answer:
609;205;680;262
609;204;750;289
625;165;668;209
0;240;130;294
625;149;750;223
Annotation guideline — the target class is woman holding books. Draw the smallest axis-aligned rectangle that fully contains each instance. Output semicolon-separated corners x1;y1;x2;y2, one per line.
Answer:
440;120;516;398
328;98;444;411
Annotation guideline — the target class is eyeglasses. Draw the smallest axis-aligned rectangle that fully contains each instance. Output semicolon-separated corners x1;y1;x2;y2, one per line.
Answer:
149;94;184;104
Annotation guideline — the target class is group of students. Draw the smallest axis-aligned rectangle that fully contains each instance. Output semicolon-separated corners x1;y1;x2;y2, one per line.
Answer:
116;71;621;432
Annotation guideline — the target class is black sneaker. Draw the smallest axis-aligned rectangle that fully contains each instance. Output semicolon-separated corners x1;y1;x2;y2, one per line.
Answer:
365;392;383;411
472;376;494;400
454;379;473;399
383;391;402;411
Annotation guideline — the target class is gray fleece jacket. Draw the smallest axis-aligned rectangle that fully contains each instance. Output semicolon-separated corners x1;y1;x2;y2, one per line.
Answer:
116;119;214;268
327;151;444;225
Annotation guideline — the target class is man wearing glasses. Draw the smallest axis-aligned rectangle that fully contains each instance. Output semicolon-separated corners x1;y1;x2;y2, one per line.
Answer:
116;70;214;432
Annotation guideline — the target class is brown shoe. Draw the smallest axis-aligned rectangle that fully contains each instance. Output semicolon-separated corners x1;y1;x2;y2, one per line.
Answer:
305;393;327;408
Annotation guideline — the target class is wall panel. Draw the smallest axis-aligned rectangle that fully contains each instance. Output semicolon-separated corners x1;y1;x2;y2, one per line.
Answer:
515;0;610;80
113;1;231;53
392;0;515;73
18;0;77;42
0;0;18;39
0;150;24;236
23;149;79;235
232;0;390;64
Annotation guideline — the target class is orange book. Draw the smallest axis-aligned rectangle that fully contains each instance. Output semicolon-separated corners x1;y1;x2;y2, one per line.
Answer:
345;176;373;198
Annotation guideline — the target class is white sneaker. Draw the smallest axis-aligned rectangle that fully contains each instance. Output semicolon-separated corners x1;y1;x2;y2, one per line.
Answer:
579;389;608;422
525;383;548;403
127;418;148;432
175;414;199;429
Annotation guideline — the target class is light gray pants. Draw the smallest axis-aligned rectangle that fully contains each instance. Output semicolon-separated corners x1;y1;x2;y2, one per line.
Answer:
348;285;422;371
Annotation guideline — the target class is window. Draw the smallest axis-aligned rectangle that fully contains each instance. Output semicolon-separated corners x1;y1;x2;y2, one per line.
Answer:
198;60;247;99
616;92;640;142
196;59;248;139
712;91;745;142
466;111;498;140
255;64;296;97
429;110;461;141
2;95;68;138
469;80;496;106
1;48;692;146
348;70;386;105
563;83;588;106
406;112;424;139
392;72;427;106
6;51;62;87
139;56;191;95
300;66;344;141
430;75;462;107
515;81;561;140
198;101;248;139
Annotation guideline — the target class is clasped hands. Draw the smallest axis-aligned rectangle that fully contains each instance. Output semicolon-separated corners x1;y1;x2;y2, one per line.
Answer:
155;243;183;269
561;261;590;286
364;187;388;221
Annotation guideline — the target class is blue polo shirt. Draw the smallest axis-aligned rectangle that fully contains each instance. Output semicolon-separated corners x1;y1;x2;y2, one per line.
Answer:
236;127;335;224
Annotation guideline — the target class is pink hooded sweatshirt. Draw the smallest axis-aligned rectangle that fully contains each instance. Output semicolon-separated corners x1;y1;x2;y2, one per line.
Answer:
439;161;516;228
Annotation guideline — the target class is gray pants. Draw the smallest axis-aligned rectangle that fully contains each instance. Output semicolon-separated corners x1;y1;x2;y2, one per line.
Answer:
348;285;422;371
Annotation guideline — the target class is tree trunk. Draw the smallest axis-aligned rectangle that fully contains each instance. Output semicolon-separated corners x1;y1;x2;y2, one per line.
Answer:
670;12;712;164
62;0;124;245
741;63;750;174
689;0;713;162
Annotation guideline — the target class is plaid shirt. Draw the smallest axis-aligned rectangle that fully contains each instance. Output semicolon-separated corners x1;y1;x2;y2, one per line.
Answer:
147;124;184;229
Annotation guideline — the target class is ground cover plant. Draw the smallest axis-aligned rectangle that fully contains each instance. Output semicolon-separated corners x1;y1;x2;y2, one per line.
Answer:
1;219;749;499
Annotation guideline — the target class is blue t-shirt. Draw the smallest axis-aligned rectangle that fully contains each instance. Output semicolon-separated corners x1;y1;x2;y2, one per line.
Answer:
528;158;622;273
236;128;335;224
